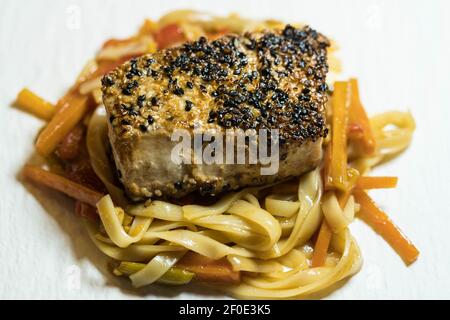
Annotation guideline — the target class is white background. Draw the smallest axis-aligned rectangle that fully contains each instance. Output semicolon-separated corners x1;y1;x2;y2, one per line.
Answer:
0;0;449;299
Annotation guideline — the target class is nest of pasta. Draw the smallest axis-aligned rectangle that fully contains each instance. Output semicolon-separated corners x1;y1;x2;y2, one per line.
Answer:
17;10;418;299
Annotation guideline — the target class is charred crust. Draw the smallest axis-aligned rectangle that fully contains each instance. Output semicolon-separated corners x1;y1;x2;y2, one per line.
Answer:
102;25;329;143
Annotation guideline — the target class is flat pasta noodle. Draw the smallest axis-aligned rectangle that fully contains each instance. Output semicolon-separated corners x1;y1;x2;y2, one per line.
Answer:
221;230;362;299
87;112;128;206
321;192;352;233
265;194;300;218
130;251;187;287
182;188;253;220
96;194;152;248
143;229;255;260
129;201;185;221
84;219;184;262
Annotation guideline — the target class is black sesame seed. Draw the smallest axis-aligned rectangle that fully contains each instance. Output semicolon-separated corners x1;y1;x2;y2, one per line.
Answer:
199;183;214;195
185;100;193;111
268;116;276;125
147;69;159;77
137;95;146;107
299;94;311;102
318;83;328;92
174;181;183;190
173;86;184;96
109;25;329;144
101;75;115;86
245;38;256;50
127;109;139;116
122;87;132;95
122;80;138;95
147;115;154;124
139;124;147;132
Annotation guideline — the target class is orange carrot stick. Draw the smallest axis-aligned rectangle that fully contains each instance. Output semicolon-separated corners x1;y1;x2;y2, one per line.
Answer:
176;251;241;283
102;37;137;49
348;79;376;155
353;189;419;265
35;93;88;157
337;190;351;209
16;88;55;120
311;220;333;267
324;81;350;191
22;165;104;207
312;178;357;267
356;176;398;190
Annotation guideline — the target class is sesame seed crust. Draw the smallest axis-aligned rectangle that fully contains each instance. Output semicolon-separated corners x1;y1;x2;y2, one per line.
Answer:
102;25;330;143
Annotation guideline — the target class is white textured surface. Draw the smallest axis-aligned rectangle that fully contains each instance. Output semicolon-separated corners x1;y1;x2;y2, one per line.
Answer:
1;0;449;299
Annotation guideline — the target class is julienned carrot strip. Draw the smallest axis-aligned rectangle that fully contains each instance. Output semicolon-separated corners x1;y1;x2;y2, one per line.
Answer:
356;176;398;190
16;88;55;120
353;189;419;265
312;182;356;267
102;37;137;49
22;165;104;207
311;220;333;267
176;251;241;283
336;169;358;209
325;81;350;191
35;93;88;157
321;142;332;187
348;79;376;155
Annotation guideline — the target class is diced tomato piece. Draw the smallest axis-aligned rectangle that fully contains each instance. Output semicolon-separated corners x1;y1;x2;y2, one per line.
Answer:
65;157;107;194
75;201;98;220
153;24;185;49
56;124;85;160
